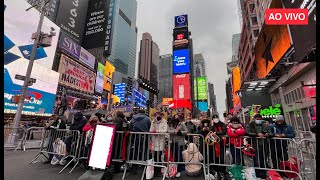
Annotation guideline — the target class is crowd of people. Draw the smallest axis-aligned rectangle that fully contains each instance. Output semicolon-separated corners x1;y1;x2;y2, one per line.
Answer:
34;109;299;180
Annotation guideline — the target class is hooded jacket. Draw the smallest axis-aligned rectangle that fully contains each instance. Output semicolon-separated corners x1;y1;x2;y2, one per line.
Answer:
150;118;168;151
131;113;151;132
70;113;87;132
227;124;246;147
182;143;204;173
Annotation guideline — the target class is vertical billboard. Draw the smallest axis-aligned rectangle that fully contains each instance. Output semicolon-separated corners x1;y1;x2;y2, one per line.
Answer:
104;61;115;92
55;0;89;43
114;83;126;103
173;27;189;50
232;67;241;113
254;0;291;79
173;49;190;74
95;63;105;93
59;32;81;60
82;0;109;49
104;0;116;56
194;77;207;100
4;0;61;116
282;0;316;62
173;74;191;100
174;14;188;28
58;54;96;94
198;102;208;112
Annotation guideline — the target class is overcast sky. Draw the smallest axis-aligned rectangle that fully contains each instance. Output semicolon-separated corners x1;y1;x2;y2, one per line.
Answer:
135;0;241;117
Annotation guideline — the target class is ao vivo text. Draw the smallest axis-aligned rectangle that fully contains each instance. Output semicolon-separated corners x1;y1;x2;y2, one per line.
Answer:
265;9;308;25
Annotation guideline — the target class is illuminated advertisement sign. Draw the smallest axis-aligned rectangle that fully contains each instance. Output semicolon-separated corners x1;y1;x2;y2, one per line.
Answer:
4;0;60;116
58;54;96;93
194;77;207;100
173;27;189;49
95;63;105;94
173;74;191;100
232;67;241;112
114;83;126;103
282;0;316;62
254;0;291;79
104;61;115;92
303;78;316;100
197;102;208;112
162;98;173;106
174;14;188;27
173;49;190;74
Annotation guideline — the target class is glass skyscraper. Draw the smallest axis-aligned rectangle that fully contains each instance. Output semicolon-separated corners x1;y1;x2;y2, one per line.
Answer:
108;0;138;80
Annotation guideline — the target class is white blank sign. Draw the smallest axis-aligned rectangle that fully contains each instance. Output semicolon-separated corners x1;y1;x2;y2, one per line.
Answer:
88;124;115;169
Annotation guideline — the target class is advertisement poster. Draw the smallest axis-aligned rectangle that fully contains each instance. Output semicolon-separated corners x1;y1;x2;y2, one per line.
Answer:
194;77;207;100
162;98;173;106
55;0;89;43
104;0;116;56
95;63;105;94
104;61;115;92
79;47;96;70
232;67;241;113
173;74;191;100
173;27;189;50
82;0;109;49
114;83;126;103
4;0;60;116
58;54;96;94
58;32;81;60
173;49;190;74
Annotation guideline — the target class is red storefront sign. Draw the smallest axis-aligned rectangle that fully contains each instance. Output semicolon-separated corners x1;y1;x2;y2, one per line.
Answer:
173;74;191;100
303;78;316;100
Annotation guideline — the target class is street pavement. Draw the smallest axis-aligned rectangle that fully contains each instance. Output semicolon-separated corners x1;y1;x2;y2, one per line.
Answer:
4;149;205;180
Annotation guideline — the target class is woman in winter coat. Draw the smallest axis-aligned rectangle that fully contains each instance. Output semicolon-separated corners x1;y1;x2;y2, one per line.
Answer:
182;143;204;177
227;116;246;165
82;116;99;133
150;112;168;177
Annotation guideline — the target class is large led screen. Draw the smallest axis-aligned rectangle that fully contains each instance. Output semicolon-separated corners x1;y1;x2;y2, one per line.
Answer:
194;77;208;100
4;0;61;116
197;102;208;112
95;63;105;94
104;61;115;92
173;74;191;100
173;49;190;74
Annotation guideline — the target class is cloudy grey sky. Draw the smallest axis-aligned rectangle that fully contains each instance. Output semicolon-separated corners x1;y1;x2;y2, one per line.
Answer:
135;0;241;117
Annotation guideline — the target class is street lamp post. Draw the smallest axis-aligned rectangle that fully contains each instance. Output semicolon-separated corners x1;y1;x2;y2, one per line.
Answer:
9;0;48;144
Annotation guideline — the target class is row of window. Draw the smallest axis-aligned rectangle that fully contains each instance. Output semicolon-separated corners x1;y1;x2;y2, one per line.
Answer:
284;87;306;104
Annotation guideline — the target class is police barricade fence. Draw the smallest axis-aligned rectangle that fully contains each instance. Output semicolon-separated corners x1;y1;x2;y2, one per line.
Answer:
29;129;81;174
205;135;312;180
295;138;316;180
15;127;46;151
4;126;26;150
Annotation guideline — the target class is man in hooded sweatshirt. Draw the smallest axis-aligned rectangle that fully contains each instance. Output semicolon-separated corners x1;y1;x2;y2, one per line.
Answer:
130;109;151;174
182;143;204;177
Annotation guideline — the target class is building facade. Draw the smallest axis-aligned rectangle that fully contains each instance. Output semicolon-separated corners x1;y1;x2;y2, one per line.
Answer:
208;82;217;113
232;33;241;62
238;0;271;83
108;0;138;80
158;54;173;102
193;53;206;77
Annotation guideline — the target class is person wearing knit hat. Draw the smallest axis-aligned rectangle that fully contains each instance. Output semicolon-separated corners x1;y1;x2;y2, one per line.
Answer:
270;114;295;169
227;116;246;165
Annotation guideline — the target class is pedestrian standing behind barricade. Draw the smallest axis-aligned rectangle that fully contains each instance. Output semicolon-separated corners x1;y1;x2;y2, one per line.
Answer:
210;115;228;179
43;115;67;164
246;114;271;179
130;109;151;174
227;117;245;165
150;112;168;177
269;115;295;170
182;143;204;177
186;116;196;134
168;114;188;178
82;116;98;144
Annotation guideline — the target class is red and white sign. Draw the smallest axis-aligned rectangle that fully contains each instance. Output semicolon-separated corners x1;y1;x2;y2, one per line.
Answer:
173;74;191;100
303;78;316;100
58;54;96;93
265;9;308;25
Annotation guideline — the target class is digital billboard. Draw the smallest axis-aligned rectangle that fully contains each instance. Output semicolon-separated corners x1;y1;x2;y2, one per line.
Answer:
197;102;208;112
55;0;89;43
232;67;241;113
104;61;115;92
173;27;189;50
282;0;316;62
58;54;96;94
174;14;188;27
82;0;109;49
95;63;105;94
4;0;61;116
58;32;81;60
162;98;173;106
173;49;190;74
104;0;116;56
114;83;126;103
194;77;207;100
254;0;291;79
173;74;191;100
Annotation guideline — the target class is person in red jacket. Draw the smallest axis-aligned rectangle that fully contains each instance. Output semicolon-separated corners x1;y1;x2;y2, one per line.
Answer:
227;116;246;165
82;116;99;133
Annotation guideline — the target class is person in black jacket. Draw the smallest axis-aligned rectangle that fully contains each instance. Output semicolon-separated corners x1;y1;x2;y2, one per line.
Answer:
112;111;127;173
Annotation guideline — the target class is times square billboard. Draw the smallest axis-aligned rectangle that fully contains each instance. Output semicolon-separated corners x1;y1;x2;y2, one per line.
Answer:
173;49;190;74
4;0;60;116
173;74;191;100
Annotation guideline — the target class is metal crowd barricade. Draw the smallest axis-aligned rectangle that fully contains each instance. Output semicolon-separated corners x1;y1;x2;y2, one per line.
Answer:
4;127;26;150
123;132;168;180
15;127;46;151
296;138;316;180
29;129;81;174
167;133;207;179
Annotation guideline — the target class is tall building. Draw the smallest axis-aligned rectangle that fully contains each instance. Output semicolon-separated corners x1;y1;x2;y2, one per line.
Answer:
158;54;173;101
138;33;160;83
238;0;271;83
108;0;138;80
193;53;206;77
232;33;241;62
208;82;217;113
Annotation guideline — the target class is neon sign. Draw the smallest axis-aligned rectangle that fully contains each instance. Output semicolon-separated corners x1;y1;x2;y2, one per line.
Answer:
250;104;283;118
